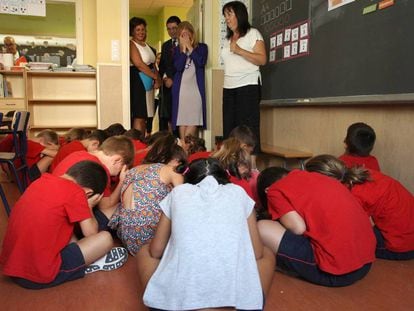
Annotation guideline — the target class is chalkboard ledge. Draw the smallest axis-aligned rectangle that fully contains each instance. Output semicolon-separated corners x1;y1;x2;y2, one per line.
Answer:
261;94;414;107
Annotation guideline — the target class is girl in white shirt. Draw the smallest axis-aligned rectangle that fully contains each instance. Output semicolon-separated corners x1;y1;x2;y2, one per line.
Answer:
137;158;275;311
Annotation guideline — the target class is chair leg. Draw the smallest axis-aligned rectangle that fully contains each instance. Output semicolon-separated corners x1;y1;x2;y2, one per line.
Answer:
7;162;26;193
0;184;11;216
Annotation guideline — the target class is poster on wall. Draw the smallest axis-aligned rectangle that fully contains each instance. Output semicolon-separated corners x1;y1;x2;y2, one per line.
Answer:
0;0;46;17
218;0;250;67
328;0;355;11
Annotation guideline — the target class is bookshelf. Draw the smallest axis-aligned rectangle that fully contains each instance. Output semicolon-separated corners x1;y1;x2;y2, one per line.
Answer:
24;71;97;135
0;70;26;115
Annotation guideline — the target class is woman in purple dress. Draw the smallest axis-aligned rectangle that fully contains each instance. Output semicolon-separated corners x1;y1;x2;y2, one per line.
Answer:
171;21;208;143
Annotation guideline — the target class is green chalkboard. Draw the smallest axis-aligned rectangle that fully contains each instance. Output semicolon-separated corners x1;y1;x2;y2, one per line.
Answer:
252;0;414;103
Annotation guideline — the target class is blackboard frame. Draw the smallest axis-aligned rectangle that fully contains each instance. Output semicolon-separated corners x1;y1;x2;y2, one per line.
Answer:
252;0;414;104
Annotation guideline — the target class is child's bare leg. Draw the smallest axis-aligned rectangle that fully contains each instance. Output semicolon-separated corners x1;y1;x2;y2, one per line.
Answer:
136;244;160;289
77;231;113;265
257;246;276;297
257;220;286;254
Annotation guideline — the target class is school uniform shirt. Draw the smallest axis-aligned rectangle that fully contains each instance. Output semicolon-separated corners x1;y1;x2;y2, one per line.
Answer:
0;174;91;283
143;176;263;310
351;169;414;252
50;140;86;173
26;140;46;168
132;139;147;152
339;154;380;171
52;150;111;197
187;151;211;163
267;170;376;275
133;149;148;167
0;134;14;152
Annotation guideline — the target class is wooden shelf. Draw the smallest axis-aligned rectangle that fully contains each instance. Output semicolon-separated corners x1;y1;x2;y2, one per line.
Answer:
27;71;96;77
28;99;96;103
30;124;97;129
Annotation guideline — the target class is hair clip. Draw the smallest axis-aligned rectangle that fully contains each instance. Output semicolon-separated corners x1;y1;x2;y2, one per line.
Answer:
182;167;190;175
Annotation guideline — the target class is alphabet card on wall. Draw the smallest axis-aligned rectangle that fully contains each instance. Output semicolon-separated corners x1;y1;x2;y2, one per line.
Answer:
0;0;46;17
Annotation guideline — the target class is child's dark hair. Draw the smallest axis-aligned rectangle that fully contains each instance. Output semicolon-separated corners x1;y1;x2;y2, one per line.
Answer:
124;128;145;142
144;130;170;146
103;123;126;137
87;129;108;146
229;125;256;149
344;122;376;156
143;134;186;168
185;135;207;155
305;154;370;188
257;167;289;209
66;160;108;195
184;158;230;185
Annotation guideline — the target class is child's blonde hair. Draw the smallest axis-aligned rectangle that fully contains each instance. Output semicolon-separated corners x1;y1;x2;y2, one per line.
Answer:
64;128;88;143
36;129;59;145
211;137;251;179
99;135;135;168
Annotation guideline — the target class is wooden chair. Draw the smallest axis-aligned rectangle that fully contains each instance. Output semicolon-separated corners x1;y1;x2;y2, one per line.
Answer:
0;111;31;195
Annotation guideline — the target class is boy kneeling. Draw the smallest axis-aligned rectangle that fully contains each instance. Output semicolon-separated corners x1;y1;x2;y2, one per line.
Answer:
0;161;128;289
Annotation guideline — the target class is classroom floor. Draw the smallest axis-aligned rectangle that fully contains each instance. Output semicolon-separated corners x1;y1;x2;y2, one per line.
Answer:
1;171;414;311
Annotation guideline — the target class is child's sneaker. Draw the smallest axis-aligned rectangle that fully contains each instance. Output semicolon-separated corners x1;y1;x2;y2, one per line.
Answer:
85;247;128;274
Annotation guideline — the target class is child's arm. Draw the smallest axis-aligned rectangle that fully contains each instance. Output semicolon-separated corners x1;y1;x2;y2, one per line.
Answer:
279;211;306;235
79;193;102;236
149;213;171;259
98;165;128;212
247;211;264;260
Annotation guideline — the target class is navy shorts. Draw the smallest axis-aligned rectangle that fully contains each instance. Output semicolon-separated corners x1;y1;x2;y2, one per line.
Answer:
276;230;372;287
374;226;414;260
12;243;85;289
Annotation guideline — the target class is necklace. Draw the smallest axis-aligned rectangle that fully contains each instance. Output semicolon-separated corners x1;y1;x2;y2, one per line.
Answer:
185;57;192;69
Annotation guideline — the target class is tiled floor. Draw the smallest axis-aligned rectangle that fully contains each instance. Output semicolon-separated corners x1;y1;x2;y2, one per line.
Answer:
1;173;414;311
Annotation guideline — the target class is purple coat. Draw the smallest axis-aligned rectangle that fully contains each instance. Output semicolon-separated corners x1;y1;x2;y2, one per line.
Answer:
171;43;208;130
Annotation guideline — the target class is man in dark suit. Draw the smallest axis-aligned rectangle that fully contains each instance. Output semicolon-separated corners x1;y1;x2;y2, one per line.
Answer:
158;16;181;132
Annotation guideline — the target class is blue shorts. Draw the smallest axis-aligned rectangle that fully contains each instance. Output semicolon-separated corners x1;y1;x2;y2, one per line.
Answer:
374;226;414;260
12;243;85;289
276;230;372;287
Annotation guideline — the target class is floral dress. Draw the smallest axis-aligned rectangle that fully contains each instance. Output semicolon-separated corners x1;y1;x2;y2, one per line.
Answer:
108;163;170;255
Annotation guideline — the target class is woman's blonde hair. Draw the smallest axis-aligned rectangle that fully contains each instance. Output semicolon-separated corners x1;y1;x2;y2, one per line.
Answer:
177;21;198;48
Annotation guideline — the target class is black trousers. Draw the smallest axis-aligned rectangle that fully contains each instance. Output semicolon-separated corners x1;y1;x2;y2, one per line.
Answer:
222;84;261;154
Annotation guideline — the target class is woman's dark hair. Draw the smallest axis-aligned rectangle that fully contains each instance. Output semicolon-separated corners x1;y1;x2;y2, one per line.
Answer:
222;1;251;39
184;158;230;185
257;167;289;209
344;122;376;156
305;154;370;188
130;17;147;36
143;134;185;166
66;160;108;195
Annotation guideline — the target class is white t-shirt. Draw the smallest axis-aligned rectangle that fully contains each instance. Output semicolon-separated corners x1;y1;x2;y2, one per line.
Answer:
143;176;263;310
220;28;264;89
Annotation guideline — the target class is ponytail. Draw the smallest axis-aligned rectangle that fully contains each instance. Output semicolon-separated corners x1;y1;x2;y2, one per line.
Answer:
305;154;370;188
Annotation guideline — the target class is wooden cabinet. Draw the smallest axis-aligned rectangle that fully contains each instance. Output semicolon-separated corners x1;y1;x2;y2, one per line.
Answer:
0;70;97;135
26;72;97;133
0;70;26;114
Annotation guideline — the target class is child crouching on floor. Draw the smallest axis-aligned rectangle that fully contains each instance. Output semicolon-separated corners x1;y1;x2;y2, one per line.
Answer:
137;158;275;310
0;161;128;289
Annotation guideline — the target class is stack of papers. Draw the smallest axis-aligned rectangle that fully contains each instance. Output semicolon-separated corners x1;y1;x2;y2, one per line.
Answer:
27;62;53;71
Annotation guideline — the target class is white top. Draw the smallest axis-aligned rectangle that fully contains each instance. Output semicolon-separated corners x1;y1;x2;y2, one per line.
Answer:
130;40;155;66
143;176;263;310
220;28;264;89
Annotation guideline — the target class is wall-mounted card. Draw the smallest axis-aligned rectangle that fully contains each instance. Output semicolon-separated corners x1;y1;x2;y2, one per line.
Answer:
284;28;291;42
300;23;308;38
291;42;298;56
284;45;291;58
269;50;276;62
276;33;283;46
270;36;276;49
299;39;308;53
291;27;299;41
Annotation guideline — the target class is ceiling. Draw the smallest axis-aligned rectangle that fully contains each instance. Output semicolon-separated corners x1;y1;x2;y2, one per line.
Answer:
130;0;194;16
